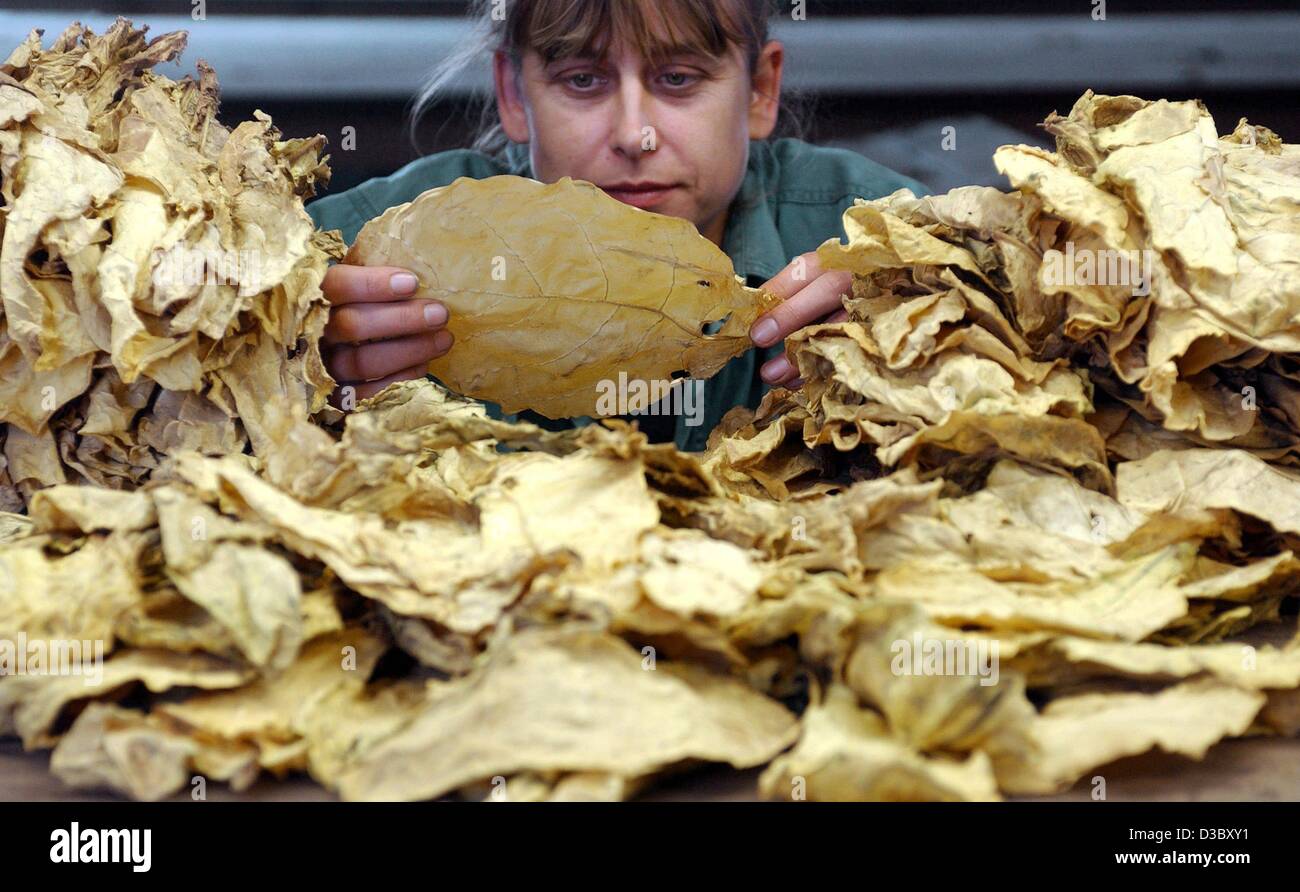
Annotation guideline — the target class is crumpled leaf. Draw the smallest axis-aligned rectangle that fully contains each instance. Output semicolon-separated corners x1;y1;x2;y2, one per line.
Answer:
50;702;260;801
1117;448;1300;534
334;626;799;801
1007;679;1267;794
759;684;1001;802
0;18;341;510
345;174;777;419
1;648;253;748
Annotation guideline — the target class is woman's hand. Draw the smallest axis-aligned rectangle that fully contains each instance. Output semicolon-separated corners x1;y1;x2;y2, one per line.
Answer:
749;252;852;388
322;265;454;406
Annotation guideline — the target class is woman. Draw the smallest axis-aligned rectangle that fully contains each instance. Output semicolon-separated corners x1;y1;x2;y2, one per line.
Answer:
307;0;925;451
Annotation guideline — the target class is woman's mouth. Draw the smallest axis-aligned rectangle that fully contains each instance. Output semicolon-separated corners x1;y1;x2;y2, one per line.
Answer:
602;182;679;210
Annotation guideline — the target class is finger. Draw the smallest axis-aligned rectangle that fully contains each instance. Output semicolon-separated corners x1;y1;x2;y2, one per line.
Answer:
770;370;800;389
331;363;429;408
750;270;853;347
760;353;798;386
759;251;827;303
324;299;448;345
825;309;849;324
328;330;453;382
322;264;421;306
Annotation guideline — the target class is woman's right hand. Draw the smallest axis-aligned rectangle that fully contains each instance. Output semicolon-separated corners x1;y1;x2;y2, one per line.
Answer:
321;264;454;406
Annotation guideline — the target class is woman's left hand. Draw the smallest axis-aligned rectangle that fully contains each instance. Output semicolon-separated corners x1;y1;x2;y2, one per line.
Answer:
748;251;852;388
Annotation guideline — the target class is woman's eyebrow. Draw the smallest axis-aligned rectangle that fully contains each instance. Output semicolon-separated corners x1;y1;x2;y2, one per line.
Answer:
653;45;717;64
543;51;607;69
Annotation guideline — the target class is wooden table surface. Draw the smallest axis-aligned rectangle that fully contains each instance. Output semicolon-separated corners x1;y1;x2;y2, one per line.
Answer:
4;735;1299;802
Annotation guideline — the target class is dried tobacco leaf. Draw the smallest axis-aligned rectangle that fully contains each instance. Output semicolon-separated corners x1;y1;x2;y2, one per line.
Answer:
334;626;799;801
50;702;261;801
0;19;341;509
1006;680;1267;795
759;685;1001;802
345;175;777;419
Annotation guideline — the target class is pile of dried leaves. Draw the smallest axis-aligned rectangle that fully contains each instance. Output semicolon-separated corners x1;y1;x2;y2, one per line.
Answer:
2;22;1298;802
0;18;341;514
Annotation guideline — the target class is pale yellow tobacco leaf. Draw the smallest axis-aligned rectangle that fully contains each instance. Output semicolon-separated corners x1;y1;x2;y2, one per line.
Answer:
0;648;253;748
167;439;660;636
842;604;1038;781
817;195;989;283
345;175;775;419
455;769;643;803
1005;679;1266;795
0;510;33;542
298;679;432;789
158;629;387;774
112;590;240;659
1095;104;1237;282
25;485;157;533
0;334;97;436
0;129;122;368
1117;448;1300;535
167;542;304;672
1179;551;1300;603
0;531;147;646
971;459;1144;546
50;702;260;801
759;685;1001;802
635;528;763;618
785;322;1105;480
152;484;275;569
994;144;1135;251
1042;636;1300;689
334;626;799;801
50;703;202;801
474;449;659;569
872;544;1194;641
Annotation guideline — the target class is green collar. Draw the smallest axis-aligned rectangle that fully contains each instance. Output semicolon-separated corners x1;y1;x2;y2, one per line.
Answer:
720;141;787;284
502;140;786;285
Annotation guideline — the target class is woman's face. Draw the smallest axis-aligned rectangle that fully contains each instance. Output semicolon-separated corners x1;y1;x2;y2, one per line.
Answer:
494;37;783;245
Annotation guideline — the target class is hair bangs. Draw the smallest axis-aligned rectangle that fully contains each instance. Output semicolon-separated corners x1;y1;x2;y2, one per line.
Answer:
515;0;758;69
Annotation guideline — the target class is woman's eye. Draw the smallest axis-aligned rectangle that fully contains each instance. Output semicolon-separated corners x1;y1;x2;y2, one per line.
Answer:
660;71;698;89
565;72;600;90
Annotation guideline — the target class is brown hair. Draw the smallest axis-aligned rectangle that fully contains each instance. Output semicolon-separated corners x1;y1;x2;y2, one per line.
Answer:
409;0;798;158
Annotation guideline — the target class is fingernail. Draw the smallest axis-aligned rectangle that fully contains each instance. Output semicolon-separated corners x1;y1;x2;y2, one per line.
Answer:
423;302;448;327
390;273;419;295
432;330;454;353
751;317;779;347
761;355;793;382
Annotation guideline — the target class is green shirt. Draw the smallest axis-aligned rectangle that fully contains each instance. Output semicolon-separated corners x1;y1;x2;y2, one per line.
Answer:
307;138;926;451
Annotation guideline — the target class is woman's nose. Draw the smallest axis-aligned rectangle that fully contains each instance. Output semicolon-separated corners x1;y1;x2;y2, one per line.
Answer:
610;82;653;159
